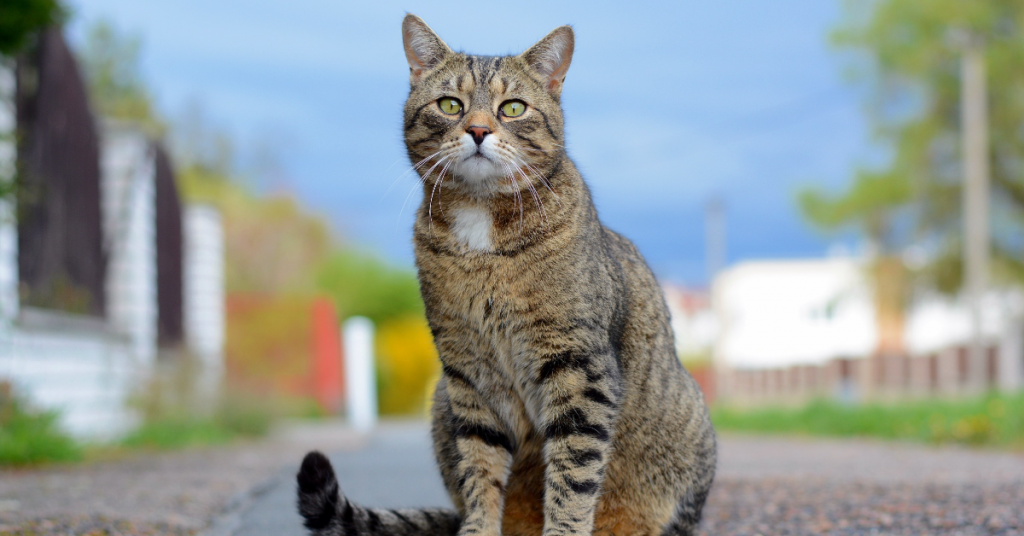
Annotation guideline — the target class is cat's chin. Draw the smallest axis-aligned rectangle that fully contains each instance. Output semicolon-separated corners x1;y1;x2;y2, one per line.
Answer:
450;155;509;196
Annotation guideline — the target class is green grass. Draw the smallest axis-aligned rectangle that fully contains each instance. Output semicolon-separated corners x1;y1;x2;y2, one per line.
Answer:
712;392;1024;447
0;390;83;466
120;396;273;450
120;416;237;449
0;378;277;466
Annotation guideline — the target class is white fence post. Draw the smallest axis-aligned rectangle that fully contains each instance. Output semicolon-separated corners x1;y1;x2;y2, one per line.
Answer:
998;306;1023;393
343;316;377;431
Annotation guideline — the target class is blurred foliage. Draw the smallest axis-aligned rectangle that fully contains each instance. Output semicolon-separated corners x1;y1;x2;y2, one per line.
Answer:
1;0;64;201
824;0;1024;291
171;93;427;420
798;170;912;253
169;100;237;180
224;294;316;399
713;392;1024;448
375;315;440;415
120;402;272;450
316;251;423;325
121;390;273;450
18;272;93;314
78;20;164;135
0;382;82;466
124;356;273;450
178;169;332;294
0;0;63;56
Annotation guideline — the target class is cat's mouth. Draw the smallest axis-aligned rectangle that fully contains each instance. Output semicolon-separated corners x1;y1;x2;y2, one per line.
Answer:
462;151;497;168
452;150;504;188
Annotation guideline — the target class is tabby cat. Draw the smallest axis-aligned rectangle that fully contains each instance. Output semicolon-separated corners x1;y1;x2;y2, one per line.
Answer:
297;14;717;536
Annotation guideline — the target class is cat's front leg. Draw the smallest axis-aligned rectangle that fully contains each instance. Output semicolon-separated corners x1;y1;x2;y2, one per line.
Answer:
439;362;515;536
536;348;622;536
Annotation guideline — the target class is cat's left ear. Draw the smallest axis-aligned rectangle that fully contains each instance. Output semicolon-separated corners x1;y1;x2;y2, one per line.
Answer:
521;25;574;96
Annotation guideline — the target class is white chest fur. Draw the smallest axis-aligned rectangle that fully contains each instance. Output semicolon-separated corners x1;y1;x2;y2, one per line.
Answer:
451;205;493;251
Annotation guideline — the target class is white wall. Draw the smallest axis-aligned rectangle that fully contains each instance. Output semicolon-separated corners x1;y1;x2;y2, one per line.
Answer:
100;123;157;365
0;116;159;439
904;291;1017;355
0;313;140;440
0;63;143;440
183;204;225;393
0;68;230;439
0;60;17;324
713;259;877;369
663;285;716;358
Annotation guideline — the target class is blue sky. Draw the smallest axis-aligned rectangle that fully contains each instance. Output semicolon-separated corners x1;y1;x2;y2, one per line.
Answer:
66;0;872;285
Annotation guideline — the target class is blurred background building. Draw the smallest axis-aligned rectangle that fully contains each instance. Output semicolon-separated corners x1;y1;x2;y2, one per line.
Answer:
0;29;226;439
709;258;1024;406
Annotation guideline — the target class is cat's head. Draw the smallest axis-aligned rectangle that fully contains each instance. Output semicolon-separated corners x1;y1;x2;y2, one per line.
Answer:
401;14;573;198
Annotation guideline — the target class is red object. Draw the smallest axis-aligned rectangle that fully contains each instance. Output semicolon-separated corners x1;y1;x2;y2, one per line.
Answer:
689;365;716;405
311;297;345;413
224;293;346;414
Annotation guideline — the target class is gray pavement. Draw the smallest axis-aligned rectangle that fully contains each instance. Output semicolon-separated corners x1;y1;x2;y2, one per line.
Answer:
225;422;451;536
217;423;1024;536
0;420;364;535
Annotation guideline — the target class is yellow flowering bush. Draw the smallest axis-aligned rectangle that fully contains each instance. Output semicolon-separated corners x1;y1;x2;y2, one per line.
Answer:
375;315;440;415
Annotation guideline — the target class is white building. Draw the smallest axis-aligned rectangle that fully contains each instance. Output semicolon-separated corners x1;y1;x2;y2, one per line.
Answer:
662;284;717;360
712;257;1024;402
0;53;225;439
713;258;876;369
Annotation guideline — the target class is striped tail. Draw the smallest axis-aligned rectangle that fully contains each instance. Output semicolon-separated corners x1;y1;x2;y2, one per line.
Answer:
297;451;461;536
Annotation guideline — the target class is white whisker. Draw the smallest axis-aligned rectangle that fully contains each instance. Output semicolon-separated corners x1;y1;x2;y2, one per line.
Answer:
507;147;562;208
498;160;524;231
378;149;445;207
515;164;547;224
397;148;454;232
429;155;456;227
427;154;457;233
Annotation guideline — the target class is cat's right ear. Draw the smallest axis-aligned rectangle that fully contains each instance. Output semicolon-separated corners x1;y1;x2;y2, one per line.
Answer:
402;14;451;85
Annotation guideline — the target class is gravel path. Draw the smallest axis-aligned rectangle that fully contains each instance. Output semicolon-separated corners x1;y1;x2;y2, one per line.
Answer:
3;423;1024;535
0;421;363;536
700;435;1024;535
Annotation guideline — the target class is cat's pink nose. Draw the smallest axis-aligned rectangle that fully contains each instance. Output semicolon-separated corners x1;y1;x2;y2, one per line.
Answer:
467;125;491;145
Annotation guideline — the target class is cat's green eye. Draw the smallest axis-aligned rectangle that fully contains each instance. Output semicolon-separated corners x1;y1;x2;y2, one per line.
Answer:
500;100;527;118
438;98;463;115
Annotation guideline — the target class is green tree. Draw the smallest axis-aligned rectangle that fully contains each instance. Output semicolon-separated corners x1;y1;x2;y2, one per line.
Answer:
0;0;62;56
315;250;423;325
823;0;1024;292
1;0;63;199
798;169;912;254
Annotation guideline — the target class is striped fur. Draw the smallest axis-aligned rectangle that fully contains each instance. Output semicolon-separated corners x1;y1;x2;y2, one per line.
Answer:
297;451;460;535
298;14;717;536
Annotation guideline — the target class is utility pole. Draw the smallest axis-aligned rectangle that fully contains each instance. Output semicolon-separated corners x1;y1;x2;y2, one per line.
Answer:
960;36;991;394
705;197;726;286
